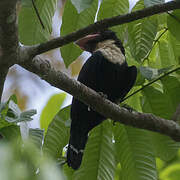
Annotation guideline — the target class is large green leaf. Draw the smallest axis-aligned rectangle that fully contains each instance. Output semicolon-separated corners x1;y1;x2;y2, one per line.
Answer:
128;1;157;62
150;133;180;161
157;14;167;31
144;0;165;7
29;128;44;149
18;0;57;45
148;31;177;68
161;75;180;115
123;85;143;112
142;85;172;119
158;33;176;68
159;163;180;180
60;0;98;67
167;10;180;42
73;121;116;180
0;125;20;140
97;0;129;42
141;85;180;161
43;106;70;159
71;0;94;13
114;124;157;180
169;32;180;65
40;93;66;133
139;66;172;81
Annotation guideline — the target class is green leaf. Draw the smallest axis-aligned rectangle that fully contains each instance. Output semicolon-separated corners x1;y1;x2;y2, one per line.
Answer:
123;86;143;112
0;99;36;129
142;85;172;119
29;128;44;149
139;66;172;81
144;0;165;7
140;66;159;80
141;84;180;161
0;141;65;180
161;75;180;113
150;133;180;161
148;31;177;68
114;124;157;180
19;109;37;122
0;125;21;140
167;10;180;42
43;106;70;158
8;94;18;104
128;2;157;62
97;0;129;42
159;163;180;180
21;0;32;7
40;93;66;133
169;32;180;65
0;102;11;129
71;0;94;13
18;0;57;45
158;33;176;67
73;121;116;180
61;0;98;67
5;106;36;123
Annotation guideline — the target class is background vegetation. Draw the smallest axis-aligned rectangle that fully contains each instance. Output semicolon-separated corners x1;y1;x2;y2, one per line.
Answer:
0;0;180;179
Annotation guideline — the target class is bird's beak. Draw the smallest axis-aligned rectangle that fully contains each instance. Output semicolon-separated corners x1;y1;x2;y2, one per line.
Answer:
75;34;100;50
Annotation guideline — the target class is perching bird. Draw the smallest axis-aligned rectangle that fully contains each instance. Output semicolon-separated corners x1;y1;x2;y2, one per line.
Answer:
67;30;137;170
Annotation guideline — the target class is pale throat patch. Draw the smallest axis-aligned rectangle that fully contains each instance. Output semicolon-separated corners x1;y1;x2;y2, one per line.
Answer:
95;40;125;65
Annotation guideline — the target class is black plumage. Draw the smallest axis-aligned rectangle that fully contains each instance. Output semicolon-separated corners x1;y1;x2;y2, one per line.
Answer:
67;30;137;170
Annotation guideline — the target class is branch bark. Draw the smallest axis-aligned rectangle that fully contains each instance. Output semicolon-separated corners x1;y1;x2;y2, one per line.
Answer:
19;56;180;141
25;1;180;57
0;0;19;100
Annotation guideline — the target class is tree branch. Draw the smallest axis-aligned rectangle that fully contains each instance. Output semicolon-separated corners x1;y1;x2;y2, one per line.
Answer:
0;0;19;100
18;56;180;142
172;104;180;123
26;1;180;57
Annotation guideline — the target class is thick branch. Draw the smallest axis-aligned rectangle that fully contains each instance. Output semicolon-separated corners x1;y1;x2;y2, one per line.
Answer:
0;0;19;100
26;1;180;57
19;56;180;141
2;0;180;142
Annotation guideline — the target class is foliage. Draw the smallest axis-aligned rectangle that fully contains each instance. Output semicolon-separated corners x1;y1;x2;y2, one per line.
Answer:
1;0;180;179
40;93;66;133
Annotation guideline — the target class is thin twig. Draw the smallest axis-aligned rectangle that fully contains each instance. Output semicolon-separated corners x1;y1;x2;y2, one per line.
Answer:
122;66;180;102
31;0;45;29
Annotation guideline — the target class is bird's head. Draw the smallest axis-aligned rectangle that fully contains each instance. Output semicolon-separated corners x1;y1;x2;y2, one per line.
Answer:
75;29;125;55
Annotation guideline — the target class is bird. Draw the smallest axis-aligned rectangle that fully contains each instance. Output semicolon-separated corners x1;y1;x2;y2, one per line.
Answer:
66;30;137;170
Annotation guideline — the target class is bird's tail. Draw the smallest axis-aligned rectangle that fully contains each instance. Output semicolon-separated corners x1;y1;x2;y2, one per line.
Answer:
67;134;88;170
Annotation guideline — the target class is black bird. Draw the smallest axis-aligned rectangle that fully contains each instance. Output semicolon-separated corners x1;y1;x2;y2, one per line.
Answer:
67;30;137;170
